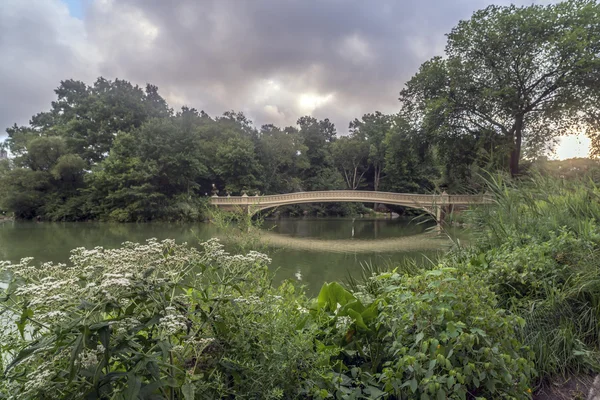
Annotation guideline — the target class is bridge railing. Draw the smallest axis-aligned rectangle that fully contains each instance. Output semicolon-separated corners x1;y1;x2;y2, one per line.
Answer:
210;191;491;206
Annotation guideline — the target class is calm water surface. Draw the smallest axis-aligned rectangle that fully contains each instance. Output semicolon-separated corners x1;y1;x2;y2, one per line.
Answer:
0;218;458;294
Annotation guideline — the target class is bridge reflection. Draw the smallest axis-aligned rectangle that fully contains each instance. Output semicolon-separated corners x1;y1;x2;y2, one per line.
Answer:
258;230;453;253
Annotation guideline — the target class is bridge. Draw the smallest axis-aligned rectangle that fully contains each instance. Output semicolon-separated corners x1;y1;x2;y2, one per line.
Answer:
209;190;492;223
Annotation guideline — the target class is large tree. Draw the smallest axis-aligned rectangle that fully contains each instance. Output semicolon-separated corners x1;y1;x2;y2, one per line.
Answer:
401;0;600;176
349;112;392;192
332;135;369;190
383;116;438;193
257;124;309;194
296;116;342;191
6;78;172;165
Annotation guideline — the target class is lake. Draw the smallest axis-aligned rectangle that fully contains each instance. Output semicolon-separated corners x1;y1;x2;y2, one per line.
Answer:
0;218;459;294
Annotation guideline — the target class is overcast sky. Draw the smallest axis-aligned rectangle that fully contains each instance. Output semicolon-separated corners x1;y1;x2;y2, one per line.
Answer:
0;0;590;158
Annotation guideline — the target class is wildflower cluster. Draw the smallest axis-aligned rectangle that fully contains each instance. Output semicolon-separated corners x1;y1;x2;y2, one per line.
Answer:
0;239;322;399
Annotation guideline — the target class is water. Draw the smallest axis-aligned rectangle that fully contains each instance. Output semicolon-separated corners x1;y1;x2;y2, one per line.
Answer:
0;218;457;294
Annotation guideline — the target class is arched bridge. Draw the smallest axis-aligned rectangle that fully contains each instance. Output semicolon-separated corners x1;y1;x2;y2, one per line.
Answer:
210;190;492;222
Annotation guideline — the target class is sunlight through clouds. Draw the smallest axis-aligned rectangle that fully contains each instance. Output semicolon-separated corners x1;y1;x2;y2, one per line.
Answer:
298;93;335;113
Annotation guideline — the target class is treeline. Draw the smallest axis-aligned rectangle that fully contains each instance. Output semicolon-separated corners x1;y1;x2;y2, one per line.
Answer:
1;0;599;222
0;79;487;222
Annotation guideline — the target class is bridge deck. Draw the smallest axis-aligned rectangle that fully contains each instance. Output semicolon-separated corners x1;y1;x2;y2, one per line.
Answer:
210;190;491;209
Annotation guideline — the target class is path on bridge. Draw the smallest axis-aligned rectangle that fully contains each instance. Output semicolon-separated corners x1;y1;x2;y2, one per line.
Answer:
210;190;491;222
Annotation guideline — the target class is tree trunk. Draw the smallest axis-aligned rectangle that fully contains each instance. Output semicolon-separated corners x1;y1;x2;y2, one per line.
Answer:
509;116;523;177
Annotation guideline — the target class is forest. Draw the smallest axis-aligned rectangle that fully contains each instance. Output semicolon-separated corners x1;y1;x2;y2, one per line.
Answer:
2;0;600;222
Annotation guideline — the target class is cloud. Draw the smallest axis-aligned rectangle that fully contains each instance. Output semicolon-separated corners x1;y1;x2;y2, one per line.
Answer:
0;0;100;139
1;0;550;139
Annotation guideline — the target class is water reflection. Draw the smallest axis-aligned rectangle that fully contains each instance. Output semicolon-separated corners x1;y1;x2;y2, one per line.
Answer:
261;230;449;253
0;218;458;294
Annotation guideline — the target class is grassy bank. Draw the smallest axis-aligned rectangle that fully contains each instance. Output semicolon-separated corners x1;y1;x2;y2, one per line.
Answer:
1;176;599;399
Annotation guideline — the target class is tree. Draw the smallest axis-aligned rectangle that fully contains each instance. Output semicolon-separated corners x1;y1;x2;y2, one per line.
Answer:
296;116;340;191
349;112;392;192
6;78;173;165
84;109;210;221
0;169;51;219
383;116;437;193
257;124;309;193
22;136;67;171
214;136;262;194
332;135;369;190
401;0;600;176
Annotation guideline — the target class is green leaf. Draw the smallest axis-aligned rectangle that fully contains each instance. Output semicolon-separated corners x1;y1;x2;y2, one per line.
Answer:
143;267;156;278
4;336;55;372
416;332;425;344
409;378;418;393
447;376;455;389
446;321;458;338
123;373;141;399
68;333;84;382
182;383;195;400
346;308;367;330
316;282;359;311
436;388;446;400
139;380;165;399
16;307;33;339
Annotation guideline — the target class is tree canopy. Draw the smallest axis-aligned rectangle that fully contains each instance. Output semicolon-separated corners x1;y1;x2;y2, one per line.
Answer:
400;0;600;176
2;0;600;220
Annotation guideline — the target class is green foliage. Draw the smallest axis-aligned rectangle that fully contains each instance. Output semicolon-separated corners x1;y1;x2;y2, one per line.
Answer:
332;135;369;190
401;0;600;176
0;239;328;399
313;269;534;399
453;175;600;383
257;124;309;194
349;112;392;192
214;136;262;194
463;230;593;303
0;169;51;219
382;115;438;193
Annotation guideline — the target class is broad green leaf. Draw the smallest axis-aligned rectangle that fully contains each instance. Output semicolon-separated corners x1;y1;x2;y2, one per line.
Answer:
182;383;195;400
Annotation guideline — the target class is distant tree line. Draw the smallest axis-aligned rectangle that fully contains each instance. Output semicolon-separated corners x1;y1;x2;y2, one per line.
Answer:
1;0;599;221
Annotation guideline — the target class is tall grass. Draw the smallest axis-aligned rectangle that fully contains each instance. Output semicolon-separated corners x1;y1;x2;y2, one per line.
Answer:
461;173;600;383
468;172;600;247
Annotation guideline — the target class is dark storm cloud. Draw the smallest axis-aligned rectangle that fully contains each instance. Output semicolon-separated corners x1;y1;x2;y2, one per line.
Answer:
1;0;545;138
86;0;473;132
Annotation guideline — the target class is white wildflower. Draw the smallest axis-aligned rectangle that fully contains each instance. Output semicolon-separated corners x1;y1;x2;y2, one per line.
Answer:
159;307;188;336
77;349;98;369
336;316;353;332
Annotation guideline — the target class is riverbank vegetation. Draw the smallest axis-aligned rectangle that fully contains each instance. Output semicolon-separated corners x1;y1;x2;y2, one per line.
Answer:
1;0;599;221
4;175;600;398
2;1;600;397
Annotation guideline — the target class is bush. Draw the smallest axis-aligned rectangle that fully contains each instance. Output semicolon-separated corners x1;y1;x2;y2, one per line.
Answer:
456;175;600;382
0;239;328;399
313;269;535;399
462;229;594;304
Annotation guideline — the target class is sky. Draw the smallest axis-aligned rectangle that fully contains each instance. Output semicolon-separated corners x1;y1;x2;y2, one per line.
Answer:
0;0;590;159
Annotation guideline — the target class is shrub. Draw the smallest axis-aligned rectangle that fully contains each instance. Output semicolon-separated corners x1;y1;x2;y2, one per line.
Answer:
458;175;600;382
313;269;535;399
0;239;327;399
462;229;594;304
